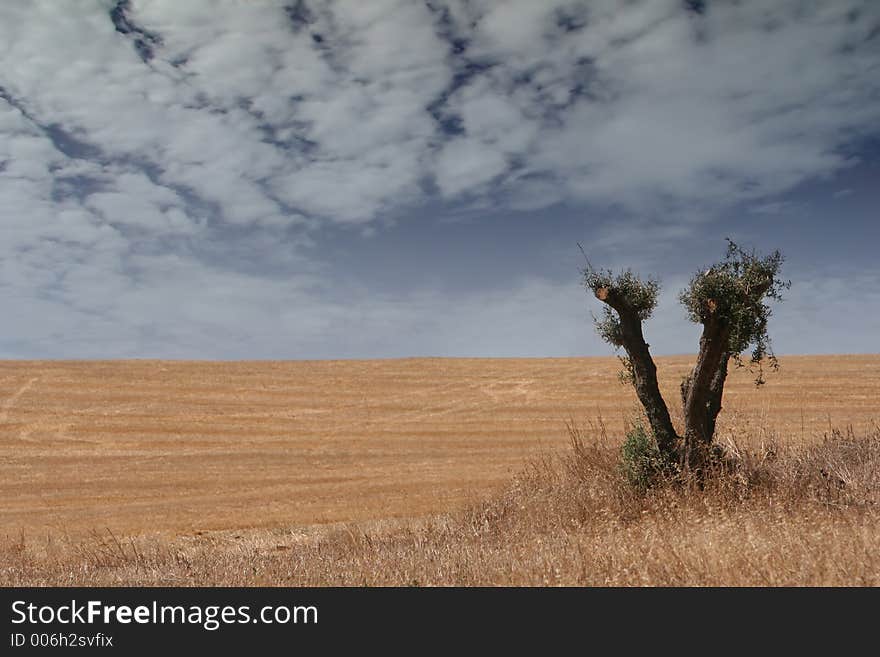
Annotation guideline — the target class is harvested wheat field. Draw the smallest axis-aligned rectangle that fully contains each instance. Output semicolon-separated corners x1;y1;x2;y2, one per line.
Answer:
2;354;879;585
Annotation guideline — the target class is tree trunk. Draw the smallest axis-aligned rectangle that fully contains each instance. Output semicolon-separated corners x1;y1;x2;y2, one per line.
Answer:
683;316;730;459
680;372;693;410
596;289;679;458
705;352;729;441
680;352;729;444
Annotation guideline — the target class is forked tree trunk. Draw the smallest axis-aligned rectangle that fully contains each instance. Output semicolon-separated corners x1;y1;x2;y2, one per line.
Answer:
595;288;679;458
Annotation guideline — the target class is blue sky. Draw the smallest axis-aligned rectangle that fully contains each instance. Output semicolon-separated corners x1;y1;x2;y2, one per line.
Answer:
0;0;878;359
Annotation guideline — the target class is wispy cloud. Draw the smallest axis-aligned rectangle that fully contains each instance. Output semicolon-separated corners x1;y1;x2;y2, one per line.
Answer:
749;201;799;215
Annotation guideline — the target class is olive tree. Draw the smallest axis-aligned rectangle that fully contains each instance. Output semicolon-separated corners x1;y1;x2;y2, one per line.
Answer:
582;239;789;470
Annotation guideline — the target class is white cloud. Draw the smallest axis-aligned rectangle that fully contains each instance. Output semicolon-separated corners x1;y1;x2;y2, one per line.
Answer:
2;0;878;228
0;0;878;358
434;137;509;197
749;201;799;216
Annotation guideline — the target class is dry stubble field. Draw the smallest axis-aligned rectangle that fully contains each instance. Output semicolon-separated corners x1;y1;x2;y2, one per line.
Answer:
2;355;879;585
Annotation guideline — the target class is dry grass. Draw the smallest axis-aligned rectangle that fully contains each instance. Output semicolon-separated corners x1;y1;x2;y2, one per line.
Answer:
3;423;878;586
1;355;878;585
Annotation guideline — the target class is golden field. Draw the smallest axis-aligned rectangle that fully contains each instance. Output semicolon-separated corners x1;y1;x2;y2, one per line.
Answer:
2;354;879;585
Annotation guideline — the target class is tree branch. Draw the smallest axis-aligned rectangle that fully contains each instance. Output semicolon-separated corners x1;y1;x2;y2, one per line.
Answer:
593;287;680;457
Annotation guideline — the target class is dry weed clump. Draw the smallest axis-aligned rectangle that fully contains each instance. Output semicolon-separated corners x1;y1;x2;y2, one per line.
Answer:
3;424;878;587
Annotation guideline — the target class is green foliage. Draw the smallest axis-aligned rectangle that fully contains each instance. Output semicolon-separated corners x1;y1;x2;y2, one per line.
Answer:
583;268;660;348
584;268;660;319
679;239;790;383
594;306;623;347
620;423;664;491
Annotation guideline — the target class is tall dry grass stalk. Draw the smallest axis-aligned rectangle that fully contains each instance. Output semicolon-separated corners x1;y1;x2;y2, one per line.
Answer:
3;423;878;586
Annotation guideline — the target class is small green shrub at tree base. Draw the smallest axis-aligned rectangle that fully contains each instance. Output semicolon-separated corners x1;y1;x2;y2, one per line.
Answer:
620;423;665;491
